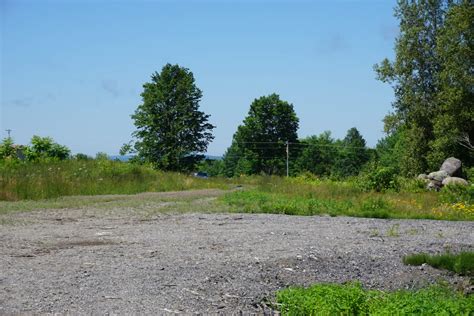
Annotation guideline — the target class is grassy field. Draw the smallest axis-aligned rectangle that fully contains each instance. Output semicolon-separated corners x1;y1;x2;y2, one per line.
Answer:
276;283;473;315
222;176;474;221
0;160;234;201
1;160;473;221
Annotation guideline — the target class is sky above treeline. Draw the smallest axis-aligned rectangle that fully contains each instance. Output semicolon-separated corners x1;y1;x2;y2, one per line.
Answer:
1;0;397;156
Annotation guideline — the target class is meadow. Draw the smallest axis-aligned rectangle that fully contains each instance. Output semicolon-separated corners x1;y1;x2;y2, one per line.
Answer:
1;160;473;221
0;159;232;201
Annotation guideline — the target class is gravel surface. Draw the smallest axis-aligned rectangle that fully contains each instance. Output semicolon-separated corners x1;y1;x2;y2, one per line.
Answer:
1;190;473;314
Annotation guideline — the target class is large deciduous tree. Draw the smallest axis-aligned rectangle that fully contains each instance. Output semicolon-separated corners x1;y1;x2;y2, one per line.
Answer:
375;0;473;174
429;0;473;167
223;94;299;176
129;64;215;171
375;0;449;175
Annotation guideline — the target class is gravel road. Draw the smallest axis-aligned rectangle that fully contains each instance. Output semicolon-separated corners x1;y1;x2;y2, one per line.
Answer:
1;190;473;314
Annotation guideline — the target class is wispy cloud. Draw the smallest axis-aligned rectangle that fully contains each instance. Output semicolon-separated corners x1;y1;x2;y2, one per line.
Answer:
10;98;32;108
101;79;120;97
314;33;349;55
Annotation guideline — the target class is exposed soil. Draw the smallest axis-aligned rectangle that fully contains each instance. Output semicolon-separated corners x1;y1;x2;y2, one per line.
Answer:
1;190;473;314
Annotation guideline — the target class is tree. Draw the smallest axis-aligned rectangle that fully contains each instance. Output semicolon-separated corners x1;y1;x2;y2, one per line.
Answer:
332;127;369;177
129;64;215;171
375;0;450;175
223;94;299;176
295;131;338;177
428;0;474;167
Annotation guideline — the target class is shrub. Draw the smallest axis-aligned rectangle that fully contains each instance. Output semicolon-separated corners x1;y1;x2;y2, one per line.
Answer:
358;167;400;192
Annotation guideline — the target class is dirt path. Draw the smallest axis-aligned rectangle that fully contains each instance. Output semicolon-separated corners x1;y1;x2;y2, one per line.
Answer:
1;190;473;314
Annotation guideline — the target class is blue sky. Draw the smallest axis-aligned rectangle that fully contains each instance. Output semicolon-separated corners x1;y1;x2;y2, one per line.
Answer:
1;0;397;156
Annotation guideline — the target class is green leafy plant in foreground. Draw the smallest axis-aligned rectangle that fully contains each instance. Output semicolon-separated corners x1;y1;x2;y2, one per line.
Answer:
277;283;473;315
403;252;474;276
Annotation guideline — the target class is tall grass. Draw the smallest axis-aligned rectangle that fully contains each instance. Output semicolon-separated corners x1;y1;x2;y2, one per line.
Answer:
222;176;474;221
0;160;231;201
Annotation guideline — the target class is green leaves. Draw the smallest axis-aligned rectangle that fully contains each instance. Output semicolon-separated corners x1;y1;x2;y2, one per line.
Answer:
130;64;215;171
376;1;474;174
223;94;299;176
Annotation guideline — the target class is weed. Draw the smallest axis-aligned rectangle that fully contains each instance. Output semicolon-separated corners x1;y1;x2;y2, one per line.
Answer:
386;224;400;237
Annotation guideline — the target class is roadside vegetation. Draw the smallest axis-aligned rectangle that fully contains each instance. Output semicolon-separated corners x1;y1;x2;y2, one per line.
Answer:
403;252;474;276
276;283;473;315
222;176;474;221
0;159;232;201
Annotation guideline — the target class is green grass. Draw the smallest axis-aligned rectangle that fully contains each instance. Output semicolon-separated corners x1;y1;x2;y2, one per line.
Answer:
403;252;474;276
276;283;474;315
222;176;473;221
0;160;234;201
2;161;473;221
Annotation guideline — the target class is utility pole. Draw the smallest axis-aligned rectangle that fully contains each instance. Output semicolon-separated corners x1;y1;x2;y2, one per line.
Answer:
285;141;289;177
5;129;12;139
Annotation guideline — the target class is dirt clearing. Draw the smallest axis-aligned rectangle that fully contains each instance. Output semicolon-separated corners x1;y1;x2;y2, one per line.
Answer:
1;189;473;314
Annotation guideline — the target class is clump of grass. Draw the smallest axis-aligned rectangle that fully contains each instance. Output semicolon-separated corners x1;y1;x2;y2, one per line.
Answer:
276;282;473;315
0;160;233;201
403;252;474;276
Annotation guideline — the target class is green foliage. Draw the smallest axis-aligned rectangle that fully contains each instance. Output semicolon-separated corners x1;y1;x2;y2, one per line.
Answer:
403;251;474;276
358;167;400;192
0;138;17;160
277;283;474;315
375;0;474;175
429;0;474;168
294;131;338;177
223;94;299;176
74;153;91;161
95;152;109;160
440;184;474;205
24;135;70;161
197;159;224;177
0;159;230;201
333;127;370;177
130;63;215;171
222;177;472;220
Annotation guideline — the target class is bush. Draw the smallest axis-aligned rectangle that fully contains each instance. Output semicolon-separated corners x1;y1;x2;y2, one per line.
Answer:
358;167;400;192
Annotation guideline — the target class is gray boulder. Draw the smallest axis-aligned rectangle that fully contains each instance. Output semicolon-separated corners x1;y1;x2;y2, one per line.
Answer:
427;180;442;191
440;157;462;176
442;177;468;186
417;174;428;180
428;170;449;182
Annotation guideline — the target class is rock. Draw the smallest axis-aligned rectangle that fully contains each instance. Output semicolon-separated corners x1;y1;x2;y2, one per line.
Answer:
427;180;442;191
442;177;468;186
440;157;462;176
427;170;449;182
